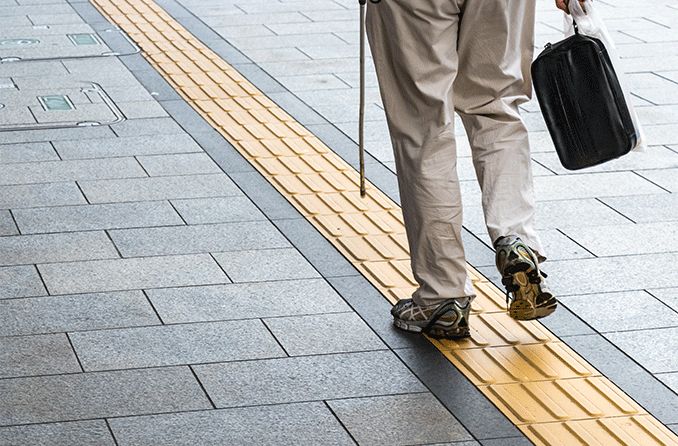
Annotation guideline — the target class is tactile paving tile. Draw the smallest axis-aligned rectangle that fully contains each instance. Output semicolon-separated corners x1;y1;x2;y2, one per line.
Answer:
90;1;678;444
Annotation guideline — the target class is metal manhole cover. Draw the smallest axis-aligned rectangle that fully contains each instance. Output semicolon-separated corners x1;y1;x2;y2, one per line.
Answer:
0;27;139;63
0;38;40;47
0;81;125;132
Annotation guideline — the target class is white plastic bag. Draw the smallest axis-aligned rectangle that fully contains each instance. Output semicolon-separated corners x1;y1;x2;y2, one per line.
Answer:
564;0;647;152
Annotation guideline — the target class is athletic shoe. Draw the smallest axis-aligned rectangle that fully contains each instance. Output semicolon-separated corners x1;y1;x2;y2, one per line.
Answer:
494;235;557;320
391;298;471;339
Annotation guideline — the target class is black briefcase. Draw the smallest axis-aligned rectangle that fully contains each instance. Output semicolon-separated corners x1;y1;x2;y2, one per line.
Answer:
531;25;637;170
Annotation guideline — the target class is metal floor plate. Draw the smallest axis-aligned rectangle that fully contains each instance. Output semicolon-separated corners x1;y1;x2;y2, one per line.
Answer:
0;24;139;62
0;78;124;131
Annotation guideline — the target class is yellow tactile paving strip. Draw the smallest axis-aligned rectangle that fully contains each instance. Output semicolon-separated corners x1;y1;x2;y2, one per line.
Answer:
91;1;678;444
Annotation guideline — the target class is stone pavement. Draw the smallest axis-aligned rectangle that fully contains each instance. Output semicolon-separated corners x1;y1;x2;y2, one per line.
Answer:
0;0;677;444
173;0;678;399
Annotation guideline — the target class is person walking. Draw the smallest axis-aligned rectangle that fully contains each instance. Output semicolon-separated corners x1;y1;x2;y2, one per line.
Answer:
365;0;573;339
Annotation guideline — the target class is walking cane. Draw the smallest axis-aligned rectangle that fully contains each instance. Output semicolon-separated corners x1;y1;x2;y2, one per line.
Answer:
358;0;367;197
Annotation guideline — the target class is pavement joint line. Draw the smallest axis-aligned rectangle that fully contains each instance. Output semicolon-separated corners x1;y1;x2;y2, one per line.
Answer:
86;0;678;444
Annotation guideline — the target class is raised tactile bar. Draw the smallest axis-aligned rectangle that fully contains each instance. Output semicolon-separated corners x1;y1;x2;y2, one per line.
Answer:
89;0;678;444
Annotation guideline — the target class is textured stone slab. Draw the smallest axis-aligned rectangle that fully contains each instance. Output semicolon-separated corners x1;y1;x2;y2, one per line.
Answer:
13;201;184;234
328;393;472;446
0;291;159;336
0;142;59;164
532;146;678;174
0;158;146;186
560;222;678;256
109;221;289;257
170;196;266;224
137;153;222;176
194;351;425;407
38;254;229;295
649;288;678;313
607;327;678;373
0;210;17;236
0;420;115;446
0;265;46;300
532;171;666;200
0;367;211;426
657;372;678;394
79;174;240;203
53;134;203;159
110;117;185;137
108;402;353;446
463;199;632;234
70;320;285;371
0;231;118;266
545;253;678;295
560;291;678;333
213;248;319;282
0;333;80;378
264;312;386;356
0;182;85;208
601;194;678;223
148;279;351;323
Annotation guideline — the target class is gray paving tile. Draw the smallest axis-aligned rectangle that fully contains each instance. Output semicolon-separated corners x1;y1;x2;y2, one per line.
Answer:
213;247;320;282
148;278;351;323
186;129;256;174
194;350;425;407
13;201;184;234
657;372;678;394
544;253;678;295
109;221;289;257
649;288;678;313
170;196;266;224
0;420;115;446
38;254;229;295
0;333;80;379
560;222;678;256
108;402;354;446
0;265;46;300
117;101;169;120
601;194;678;223
560;291;678;333
156;99;216;135
0;231;118;266
264;312;386;356
607;327;678;373
328;393;472;446
136;153;222;176
53;134;203;159
532;145;678;174
111;117;185;138
273;218;360;278
394;348;523;440
79;174;240;203
562;333;678;425
70;320;285;371
228;171;301;220
0;210;17;236
637;168;678;192
0;158;146;186
0;291;159;337
0;142;59;164
0;367;211;426
480;438;532;446
532;171;667;200
0;182;86;209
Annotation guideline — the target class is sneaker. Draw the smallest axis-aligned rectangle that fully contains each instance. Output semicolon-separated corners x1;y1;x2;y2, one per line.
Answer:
495;235;557;320
391;298;470;339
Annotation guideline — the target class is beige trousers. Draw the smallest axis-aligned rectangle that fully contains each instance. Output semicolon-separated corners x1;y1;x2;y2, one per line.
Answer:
366;0;545;306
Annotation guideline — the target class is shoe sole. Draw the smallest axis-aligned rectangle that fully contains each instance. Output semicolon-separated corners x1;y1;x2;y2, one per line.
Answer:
506;264;557;321
393;318;470;339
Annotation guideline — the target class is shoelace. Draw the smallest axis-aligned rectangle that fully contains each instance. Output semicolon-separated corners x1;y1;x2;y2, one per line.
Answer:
502;270;549;309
